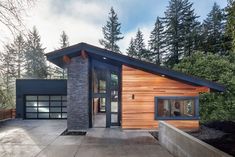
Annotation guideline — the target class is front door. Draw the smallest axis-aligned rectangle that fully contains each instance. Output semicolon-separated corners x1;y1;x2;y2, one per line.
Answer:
92;60;121;128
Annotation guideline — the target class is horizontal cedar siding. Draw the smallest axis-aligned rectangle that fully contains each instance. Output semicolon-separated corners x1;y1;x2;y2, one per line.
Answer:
121;65;208;130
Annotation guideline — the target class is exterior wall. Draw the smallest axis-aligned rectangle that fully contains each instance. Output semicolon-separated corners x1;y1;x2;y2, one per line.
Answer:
16;79;67;118
121;65;209;129
67;56;89;131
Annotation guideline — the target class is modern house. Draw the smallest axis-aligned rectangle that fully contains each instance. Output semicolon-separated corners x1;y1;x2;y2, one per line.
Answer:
16;42;225;131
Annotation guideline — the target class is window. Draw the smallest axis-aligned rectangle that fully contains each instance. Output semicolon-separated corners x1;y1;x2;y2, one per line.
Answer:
25;95;67;119
155;96;199;120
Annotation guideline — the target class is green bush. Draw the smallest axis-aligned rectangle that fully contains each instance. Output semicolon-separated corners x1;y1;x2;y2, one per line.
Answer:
174;52;235;122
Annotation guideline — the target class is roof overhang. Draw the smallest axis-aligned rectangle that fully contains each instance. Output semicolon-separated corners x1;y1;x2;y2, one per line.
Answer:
45;42;226;92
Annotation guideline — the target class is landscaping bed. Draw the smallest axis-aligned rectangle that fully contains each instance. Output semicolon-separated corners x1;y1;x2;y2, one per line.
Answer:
189;121;235;157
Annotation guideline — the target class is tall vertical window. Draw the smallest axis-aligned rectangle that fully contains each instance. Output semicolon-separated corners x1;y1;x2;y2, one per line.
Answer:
155;96;199;120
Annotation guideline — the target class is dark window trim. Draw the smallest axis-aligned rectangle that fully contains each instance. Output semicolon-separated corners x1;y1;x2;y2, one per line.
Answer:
154;96;199;120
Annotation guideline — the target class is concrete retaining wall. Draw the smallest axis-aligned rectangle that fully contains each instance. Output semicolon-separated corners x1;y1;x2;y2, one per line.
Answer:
158;121;231;157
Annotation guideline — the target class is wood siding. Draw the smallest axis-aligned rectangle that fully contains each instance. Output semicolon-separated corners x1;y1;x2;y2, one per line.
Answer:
121;65;209;129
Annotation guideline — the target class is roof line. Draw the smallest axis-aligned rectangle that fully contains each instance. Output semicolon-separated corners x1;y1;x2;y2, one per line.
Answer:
45;42;226;92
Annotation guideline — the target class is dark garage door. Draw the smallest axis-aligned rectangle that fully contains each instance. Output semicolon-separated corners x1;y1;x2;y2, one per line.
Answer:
25;95;67;119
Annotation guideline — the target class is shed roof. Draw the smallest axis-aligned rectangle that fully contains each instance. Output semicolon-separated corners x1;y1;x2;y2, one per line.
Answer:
46;42;225;92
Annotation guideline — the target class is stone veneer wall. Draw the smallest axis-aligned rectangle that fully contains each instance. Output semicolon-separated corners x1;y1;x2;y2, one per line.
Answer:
67;56;89;131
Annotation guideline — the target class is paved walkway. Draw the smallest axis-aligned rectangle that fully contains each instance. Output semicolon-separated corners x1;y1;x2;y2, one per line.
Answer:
0;119;173;157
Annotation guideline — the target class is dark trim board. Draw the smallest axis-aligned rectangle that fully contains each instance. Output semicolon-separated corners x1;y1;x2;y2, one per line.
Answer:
46;42;225;92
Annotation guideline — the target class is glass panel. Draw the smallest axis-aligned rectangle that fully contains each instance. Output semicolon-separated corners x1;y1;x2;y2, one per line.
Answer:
62;113;67;118
62;96;67;101
38;102;49;106
111;73;118;88
62;102;67;106
111;102;118;112
99;80;106;93
99;98;106;112
26;102;37;107
157;100;171;117
38;113;49;118
38;96;49;101
50;102;61;106
38;107;49;112
50;96;61;100
62;107;67;112
50;107;61;112
157;98;195;117
26;96;37;101
111;114;118;123
50;113;61;118
111;90;118;101
26;113;37;118
26;107;37;112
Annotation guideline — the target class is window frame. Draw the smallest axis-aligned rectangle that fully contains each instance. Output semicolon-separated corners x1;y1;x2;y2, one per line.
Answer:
154;96;199;120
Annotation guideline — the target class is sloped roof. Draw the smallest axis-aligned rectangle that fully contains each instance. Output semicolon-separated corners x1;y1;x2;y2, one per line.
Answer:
46;42;225;92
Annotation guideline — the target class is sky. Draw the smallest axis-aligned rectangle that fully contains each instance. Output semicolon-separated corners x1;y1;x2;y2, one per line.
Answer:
0;0;228;53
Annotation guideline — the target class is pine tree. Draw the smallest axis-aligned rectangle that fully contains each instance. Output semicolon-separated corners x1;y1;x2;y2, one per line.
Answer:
25;26;48;78
126;38;136;57
10;34;26;79
202;2;225;54
148;17;165;65
126;29;147;60
56;31;69;78
163;0;199;67
134;29;146;60
182;2;200;56
0;45;16;94
99;7;124;53
60;31;69;48
225;0;235;51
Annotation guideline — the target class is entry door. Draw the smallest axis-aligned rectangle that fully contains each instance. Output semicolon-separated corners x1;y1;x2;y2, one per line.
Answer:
92;61;121;128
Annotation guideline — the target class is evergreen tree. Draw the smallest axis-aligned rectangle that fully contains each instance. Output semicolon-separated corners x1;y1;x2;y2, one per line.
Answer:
99;7;124;53
202;3;225;54
10;34;26;79
56;31;69;78
182;2;200;56
225;0;235;51
60;31;69;48
163;0;199;67
0;45;16;95
134;29;146;60
127;29;148;61
148;17;165;65
25;26;48;78
126;38;136;57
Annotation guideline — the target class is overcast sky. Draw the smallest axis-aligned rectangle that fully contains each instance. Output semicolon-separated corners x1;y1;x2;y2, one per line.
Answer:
1;0;228;53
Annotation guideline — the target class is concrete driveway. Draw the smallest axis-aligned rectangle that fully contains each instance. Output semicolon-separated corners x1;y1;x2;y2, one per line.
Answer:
0;119;173;157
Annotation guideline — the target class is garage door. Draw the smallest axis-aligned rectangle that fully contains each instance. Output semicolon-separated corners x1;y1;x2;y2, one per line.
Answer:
25;95;67;119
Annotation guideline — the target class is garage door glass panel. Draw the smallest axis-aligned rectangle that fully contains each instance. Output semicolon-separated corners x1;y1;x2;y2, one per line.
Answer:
26;102;37;106
62;113;67;118
51;96;61;100
38;96;49;101
50;107;61;112
26;113;37;118
51;102;61;106
26;96;37;101
38;107;49;112
26;107;37;112
38;102;49;106
50;113;61;118
38;113;49;118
